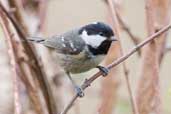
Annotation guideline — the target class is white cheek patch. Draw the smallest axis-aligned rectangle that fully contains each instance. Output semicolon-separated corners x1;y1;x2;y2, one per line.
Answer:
92;22;98;24
81;30;106;48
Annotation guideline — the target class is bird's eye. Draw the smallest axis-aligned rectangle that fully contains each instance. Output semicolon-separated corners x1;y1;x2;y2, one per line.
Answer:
99;32;105;36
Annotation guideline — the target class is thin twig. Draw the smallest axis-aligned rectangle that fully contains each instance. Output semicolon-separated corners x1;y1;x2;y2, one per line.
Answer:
103;0;141;56
116;10;141;45
18;68;45;114
116;9;141;55
0;10;21;114
8;0;28;33
60;22;171;114
98;0;121;113
107;1;139;114
37;0;48;32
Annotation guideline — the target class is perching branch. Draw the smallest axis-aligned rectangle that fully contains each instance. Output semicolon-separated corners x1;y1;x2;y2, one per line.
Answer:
60;22;171;114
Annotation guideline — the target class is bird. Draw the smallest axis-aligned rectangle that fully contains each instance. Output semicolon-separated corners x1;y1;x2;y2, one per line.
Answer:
27;22;118;97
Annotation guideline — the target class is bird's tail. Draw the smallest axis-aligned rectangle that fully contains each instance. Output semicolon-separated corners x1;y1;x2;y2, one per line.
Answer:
27;36;45;43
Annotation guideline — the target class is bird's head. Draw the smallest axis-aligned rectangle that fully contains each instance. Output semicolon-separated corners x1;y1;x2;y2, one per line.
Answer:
79;22;117;55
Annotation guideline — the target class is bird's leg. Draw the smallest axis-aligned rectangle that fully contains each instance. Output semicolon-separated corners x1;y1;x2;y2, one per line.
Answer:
96;65;109;76
66;72;84;97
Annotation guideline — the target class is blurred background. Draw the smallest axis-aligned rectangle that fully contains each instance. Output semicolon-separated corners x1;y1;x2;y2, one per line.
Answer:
0;0;171;114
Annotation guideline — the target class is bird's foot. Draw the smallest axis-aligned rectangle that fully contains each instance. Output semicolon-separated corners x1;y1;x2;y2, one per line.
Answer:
75;86;84;97
96;65;109;77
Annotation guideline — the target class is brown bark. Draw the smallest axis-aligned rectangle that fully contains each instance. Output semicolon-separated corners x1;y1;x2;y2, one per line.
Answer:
98;1;120;114
116;10;141;56
0;9;22;114
136;0;170;114
98;0;122;113
0;1;58;114
9;0;28;33
99;1;139;114
0;6;45;114
154;0;171;64
98;50;120;114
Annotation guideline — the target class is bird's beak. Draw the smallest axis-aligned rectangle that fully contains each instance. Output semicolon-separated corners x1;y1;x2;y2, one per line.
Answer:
110;36;118;42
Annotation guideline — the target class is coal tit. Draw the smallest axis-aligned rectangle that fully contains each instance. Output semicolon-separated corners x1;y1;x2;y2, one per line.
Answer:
28;22;117;97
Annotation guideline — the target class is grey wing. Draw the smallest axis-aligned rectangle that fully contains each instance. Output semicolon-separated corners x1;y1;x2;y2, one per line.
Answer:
42;30;86;55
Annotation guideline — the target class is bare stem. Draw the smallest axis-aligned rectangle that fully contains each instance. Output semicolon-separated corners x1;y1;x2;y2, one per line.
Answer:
60;23;171;114
106;0;139;114
116;9;141;55
8;0;28;33
0;2;57;114
0;9;21;114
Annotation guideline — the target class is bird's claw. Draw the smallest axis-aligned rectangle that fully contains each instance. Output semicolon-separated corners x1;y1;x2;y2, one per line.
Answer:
96;65;109;77
75;86;84;97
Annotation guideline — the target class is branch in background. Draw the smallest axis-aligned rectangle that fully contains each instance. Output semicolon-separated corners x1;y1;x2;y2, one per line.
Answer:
37;0;48;32
115;9;141;55
0;5;45;114
8;0;28;33
136;0;170;114
103;0;141;56
155;1;171;64
98;0;124;114
116;10;141;45
20;0;62;112
21;0;39;11
18;69;45;114
0;9;21;114
21;0;48;33
98;6;120;114
106;1;139;114
0;2;57;114
60;22;171;114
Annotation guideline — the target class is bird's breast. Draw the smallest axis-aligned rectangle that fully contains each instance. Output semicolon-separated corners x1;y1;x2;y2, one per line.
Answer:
54;51;105;74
